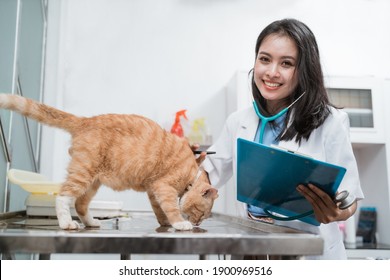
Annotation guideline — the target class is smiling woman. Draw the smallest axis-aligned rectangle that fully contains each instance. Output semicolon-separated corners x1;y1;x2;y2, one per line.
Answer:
202;18;364;260
251;19;331;144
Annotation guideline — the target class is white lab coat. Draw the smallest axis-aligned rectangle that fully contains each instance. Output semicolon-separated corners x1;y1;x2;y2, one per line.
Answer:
203;106;364;259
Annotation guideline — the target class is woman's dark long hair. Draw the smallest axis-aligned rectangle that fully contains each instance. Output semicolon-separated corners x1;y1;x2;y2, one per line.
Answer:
251;18;331;143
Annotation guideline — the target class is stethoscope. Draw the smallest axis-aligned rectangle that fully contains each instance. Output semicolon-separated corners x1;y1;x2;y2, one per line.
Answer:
251;91;306;144
251;90;355;220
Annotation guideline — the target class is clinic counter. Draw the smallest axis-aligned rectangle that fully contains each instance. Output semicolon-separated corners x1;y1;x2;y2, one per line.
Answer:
0;211;323;259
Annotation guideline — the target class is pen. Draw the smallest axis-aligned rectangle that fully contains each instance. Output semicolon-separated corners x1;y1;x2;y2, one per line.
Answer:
193;151;216;155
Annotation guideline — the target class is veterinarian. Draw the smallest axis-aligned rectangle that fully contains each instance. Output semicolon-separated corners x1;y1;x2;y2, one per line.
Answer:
201;18;364;259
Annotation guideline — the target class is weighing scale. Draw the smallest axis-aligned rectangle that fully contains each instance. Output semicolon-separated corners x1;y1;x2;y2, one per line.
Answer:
7;169;124;218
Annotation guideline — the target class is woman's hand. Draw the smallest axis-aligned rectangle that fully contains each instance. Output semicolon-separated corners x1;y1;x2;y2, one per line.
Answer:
297;184;357;224
190;143;212;184
190;143;207;166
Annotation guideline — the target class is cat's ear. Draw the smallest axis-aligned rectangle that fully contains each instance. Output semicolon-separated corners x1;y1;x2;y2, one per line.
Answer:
202;187;219;199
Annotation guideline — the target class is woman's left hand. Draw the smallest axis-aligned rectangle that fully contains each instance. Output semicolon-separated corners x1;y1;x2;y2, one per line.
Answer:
297;184;357;224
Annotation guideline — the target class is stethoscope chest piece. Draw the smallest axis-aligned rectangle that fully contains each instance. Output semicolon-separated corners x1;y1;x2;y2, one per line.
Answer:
334;190;356;210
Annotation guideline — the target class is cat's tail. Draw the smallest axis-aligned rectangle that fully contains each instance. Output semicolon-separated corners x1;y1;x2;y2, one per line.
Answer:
0;93;80;133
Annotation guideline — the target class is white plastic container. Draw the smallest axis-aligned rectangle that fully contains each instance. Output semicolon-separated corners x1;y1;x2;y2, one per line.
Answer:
7;169;61;194
8;169;124;218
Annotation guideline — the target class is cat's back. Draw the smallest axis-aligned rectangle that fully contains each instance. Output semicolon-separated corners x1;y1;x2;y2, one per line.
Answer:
76;112;190;161
75;113;195;190
79;113;159;133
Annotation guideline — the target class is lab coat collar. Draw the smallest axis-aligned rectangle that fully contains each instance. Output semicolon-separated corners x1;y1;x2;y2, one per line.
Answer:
236;107;300;150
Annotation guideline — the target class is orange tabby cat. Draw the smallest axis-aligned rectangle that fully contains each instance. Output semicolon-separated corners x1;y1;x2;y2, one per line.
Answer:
0;93;218;230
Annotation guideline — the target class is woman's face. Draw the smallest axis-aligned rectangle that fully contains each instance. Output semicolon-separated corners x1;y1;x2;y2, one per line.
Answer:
254;34;299;112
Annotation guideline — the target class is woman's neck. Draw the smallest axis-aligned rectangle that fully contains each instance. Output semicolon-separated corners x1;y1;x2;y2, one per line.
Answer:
266;98;290;115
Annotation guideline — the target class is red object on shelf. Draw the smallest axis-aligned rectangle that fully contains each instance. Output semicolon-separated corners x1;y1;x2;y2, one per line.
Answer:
170;109;187;137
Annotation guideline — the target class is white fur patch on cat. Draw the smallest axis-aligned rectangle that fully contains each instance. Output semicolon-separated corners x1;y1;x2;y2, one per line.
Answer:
172;221;193;231
79;214;101;228
56;195;80;230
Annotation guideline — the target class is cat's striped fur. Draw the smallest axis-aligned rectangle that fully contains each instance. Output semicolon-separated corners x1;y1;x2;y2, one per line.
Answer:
0;93;218;230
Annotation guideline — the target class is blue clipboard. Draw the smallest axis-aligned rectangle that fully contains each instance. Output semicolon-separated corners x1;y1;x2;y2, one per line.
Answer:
236;138;346;226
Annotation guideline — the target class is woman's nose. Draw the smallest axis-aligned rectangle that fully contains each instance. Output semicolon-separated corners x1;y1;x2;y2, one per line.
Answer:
266;64;280;78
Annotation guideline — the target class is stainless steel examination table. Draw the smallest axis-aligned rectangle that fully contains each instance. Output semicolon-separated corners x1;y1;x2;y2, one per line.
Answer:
0;211;323;259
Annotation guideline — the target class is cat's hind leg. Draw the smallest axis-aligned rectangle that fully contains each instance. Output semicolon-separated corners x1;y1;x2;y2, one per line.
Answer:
75;179;101;228
56;162;98;230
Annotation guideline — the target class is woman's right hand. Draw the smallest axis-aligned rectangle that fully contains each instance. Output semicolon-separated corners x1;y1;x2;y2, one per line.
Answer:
191;143;207;166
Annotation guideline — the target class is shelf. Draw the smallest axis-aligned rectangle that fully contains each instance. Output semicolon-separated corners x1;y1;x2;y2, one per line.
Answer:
343;108;373;115
345;243;390;250
346;243;390;259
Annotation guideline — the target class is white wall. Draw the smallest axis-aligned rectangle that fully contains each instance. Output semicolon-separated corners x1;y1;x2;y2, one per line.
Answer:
41;0;390;212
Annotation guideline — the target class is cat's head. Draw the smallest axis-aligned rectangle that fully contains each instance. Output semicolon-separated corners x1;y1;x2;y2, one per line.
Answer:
180;173;219;226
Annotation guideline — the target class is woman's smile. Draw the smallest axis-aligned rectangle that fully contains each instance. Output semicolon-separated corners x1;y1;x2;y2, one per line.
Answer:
263;80;283;90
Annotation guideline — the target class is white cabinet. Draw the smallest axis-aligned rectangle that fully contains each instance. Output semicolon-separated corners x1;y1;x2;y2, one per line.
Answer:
226;70;253;116
324;76;386;146
325;76;390;246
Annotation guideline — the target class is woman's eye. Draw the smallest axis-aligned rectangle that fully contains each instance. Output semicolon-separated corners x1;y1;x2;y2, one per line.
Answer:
282;61;294;67
258;56;269;63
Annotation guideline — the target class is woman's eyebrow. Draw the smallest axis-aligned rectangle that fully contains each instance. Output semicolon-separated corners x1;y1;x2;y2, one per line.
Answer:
281;56;296;61
258;51;296;61
258;51;271;56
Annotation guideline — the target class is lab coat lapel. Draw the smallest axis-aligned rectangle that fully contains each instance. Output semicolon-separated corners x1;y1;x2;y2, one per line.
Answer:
278;109;300;151
236;109;259;141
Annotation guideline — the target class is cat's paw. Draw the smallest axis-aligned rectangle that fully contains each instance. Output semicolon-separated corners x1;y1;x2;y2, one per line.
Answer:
172;221;193;231
85;218;101;228
79;215;101;228
59;220;80;230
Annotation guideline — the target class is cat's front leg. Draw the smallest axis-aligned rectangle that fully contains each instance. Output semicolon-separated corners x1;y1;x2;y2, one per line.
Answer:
151;186;193;231
56;195;80;230
147;191;171;226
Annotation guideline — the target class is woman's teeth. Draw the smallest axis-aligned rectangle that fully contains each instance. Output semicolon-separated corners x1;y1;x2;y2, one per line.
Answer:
264;81;281;88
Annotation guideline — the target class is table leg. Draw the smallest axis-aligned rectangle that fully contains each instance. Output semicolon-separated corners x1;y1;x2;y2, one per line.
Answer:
121;254;131;260
39;254;51;260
